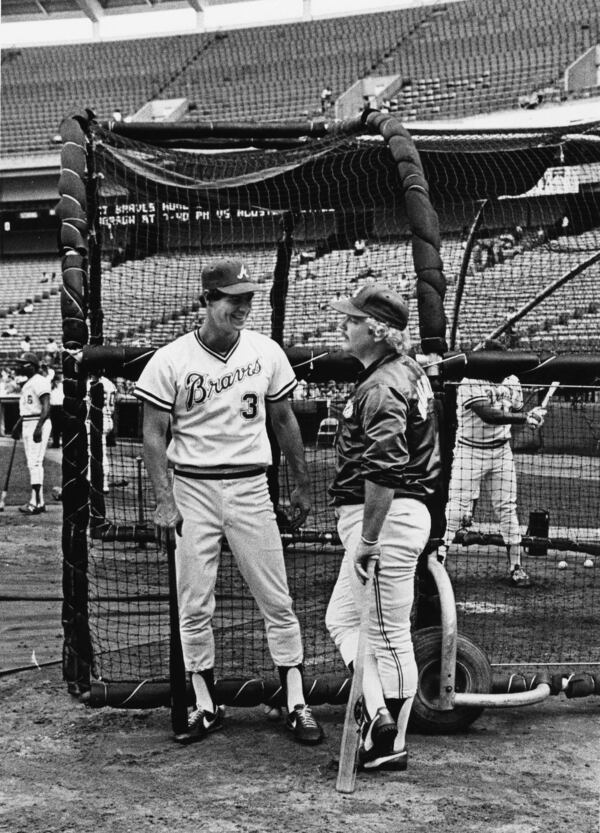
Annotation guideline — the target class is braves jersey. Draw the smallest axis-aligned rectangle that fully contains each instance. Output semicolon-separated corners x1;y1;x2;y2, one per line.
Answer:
329;352;441;506
133;329;297;468
456;375;523;448
19;373;51;419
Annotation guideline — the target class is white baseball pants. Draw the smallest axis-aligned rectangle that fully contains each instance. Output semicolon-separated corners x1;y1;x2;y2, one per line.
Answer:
445;441;520;546
172;472;304;673
22;419;51;485
326;498;430;700
86;416;113;491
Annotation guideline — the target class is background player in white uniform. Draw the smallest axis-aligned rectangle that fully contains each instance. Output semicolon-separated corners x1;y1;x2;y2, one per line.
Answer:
134;258;323;746
325;283;441;773
443;340;546;587
86;372;117;493
14;351;51;515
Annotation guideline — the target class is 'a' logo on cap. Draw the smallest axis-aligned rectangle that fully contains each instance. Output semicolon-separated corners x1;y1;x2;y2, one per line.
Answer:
238;265;249;281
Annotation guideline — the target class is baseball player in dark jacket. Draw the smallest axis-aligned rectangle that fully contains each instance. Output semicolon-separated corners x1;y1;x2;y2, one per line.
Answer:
325;282;441;772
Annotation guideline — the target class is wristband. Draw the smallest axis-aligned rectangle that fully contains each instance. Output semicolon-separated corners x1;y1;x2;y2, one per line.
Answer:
360;535;379;545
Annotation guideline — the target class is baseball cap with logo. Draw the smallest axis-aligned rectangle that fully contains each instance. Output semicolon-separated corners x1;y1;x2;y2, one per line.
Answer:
330;282;409;331
17;351;40;367
201;258;263;295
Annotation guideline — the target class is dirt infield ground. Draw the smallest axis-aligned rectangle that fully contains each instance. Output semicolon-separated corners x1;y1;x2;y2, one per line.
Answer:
1;443;600;833
2;661;599;833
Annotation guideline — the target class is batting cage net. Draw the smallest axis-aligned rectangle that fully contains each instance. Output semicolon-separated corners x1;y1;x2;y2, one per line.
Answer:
56;111;600;707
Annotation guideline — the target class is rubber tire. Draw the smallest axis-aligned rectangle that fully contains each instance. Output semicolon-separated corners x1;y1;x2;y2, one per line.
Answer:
410;626;492;734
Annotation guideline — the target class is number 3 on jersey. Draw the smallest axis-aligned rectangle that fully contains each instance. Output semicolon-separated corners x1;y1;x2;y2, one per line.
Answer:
240;392;258;419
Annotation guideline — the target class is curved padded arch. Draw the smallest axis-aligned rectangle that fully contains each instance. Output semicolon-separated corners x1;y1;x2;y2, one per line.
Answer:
364;111;448;356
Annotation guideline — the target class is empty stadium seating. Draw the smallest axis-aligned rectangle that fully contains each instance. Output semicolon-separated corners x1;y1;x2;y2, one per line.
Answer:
1;3;599;361
2;0;599;156
0;257;62;357
1;228;598;359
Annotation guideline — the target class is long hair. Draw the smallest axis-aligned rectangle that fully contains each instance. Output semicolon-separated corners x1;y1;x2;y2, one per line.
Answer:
365;316;411;354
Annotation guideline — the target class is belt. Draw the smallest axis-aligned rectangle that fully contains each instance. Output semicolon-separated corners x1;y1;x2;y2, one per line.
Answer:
174;467;265;480
458;438;508;449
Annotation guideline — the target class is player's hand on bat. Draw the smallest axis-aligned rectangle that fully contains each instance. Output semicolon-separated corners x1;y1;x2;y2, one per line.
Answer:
11;420;22;440
287;484;311;530
526;406;546;429
153;497;183;549
353;538;381;583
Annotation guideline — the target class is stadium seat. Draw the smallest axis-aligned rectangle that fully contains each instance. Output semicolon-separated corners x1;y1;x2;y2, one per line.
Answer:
316;417;339;448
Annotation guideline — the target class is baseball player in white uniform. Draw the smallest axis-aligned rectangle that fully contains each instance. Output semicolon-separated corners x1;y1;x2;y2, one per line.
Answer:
134;258;323;746
443;340;546;587
15;351;52;515
86;372;117;493
325;282;441;773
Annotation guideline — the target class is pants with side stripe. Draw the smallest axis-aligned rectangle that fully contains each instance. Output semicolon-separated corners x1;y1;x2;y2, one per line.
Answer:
444;440;520;547
326;498;430;700
173;472;304;674
86;416;113;492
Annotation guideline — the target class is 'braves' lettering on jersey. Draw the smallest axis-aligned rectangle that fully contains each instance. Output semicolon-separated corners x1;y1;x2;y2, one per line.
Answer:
457;374;523;447
185;359;262;409
134;328;297;468
19;373;51;419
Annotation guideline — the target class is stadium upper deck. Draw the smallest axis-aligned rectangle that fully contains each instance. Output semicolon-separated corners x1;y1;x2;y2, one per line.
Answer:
1;0;599;157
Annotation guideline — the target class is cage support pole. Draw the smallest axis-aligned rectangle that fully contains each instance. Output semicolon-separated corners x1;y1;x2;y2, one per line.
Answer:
478;249;600;348
56;111;94;695
450;199;488;351
266;212;295;511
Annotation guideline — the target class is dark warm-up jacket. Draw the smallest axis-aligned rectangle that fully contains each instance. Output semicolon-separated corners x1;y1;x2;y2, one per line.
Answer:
329;351;441;507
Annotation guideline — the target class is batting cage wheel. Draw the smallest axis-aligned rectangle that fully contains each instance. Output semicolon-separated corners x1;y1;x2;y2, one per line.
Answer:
410;626;492;734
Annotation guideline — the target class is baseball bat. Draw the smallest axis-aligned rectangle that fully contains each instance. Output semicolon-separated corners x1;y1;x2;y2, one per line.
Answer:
167;535;189;735
541;380;560;409
336;560;376;794
0;436;18;511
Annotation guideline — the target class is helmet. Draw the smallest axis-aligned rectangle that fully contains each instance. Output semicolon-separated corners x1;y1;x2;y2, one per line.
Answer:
17;351;40;367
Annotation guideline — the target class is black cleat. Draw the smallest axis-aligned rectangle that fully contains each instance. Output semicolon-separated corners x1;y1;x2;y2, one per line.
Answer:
357;706;407;771
173;705;225;745
19;503;43;515
286;704;324;745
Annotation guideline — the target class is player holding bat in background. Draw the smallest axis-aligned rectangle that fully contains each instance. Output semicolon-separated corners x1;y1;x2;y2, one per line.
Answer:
15;351;52;515
442;339;547;587
134;258;323;747
325;282;441;773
